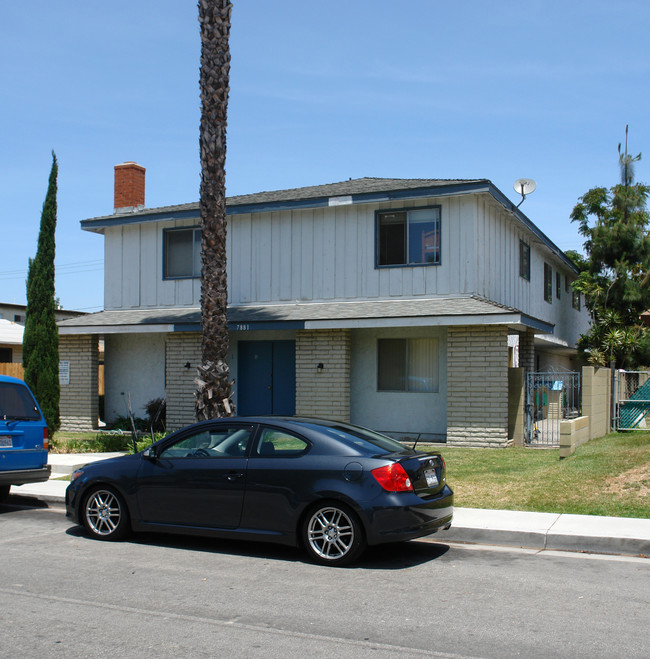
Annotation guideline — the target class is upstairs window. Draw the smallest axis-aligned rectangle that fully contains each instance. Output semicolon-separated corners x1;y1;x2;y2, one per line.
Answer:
572;290;581;311
519;241;530;280
377;338;439;393
544;263;552;303
377;207;441;267
556;272;561;299
164;227;201;279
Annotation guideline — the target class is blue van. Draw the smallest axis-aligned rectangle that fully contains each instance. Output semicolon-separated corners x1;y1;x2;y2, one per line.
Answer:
0;375;51;501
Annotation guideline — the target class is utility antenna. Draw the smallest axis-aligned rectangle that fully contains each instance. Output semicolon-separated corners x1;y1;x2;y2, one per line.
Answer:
513;178;536;208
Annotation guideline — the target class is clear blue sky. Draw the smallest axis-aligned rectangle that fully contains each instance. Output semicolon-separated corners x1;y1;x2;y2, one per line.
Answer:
1;0;648;312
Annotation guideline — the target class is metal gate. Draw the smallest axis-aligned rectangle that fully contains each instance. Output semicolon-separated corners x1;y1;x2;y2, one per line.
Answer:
614;370;650;431
525;371;581;446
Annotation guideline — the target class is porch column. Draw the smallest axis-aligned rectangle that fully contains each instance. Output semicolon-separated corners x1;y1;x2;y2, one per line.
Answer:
447;325;509;447
519;328;535;372
59;334;99;431
296;329;350;422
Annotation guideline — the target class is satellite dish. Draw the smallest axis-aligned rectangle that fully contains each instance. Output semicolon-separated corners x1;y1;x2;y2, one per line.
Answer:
513;178;536;207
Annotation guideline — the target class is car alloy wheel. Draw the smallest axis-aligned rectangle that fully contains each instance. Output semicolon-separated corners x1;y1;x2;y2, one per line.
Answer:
83;487;129;541
304;503;365;566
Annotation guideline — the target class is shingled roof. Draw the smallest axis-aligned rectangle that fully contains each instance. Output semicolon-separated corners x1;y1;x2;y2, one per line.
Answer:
82;177;490;225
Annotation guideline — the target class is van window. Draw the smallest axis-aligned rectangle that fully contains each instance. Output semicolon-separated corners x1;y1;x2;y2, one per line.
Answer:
0;382;41;420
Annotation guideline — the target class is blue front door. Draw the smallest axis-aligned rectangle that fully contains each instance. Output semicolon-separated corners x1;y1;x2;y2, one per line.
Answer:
237;340;296;416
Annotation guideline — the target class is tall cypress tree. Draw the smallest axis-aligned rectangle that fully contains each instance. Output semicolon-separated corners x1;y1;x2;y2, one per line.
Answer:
23;152;60;433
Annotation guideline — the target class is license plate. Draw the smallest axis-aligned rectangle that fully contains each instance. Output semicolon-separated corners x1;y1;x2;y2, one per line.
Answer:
424;469;438;487
0;436;12;448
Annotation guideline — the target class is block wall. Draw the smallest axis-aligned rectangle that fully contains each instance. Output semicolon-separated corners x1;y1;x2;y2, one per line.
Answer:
582;366;611;439
165;332;201;429
296;329;350;422
59;334;99;431
508;367;525;446
447;325;509;447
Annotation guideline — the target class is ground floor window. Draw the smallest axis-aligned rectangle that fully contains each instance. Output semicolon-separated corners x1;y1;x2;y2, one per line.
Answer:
377;338;439;392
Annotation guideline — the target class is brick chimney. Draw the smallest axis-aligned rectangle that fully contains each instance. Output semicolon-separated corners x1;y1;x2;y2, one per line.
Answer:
114;162;145;211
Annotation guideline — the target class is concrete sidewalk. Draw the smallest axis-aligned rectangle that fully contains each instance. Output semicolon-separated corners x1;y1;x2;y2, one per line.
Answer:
8;452;650;559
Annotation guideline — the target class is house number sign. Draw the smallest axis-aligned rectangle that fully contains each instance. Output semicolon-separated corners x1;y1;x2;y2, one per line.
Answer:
59;360;70;385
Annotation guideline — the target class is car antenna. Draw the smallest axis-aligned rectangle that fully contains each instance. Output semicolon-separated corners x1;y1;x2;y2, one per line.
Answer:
150;399;165;445
125;392;139;454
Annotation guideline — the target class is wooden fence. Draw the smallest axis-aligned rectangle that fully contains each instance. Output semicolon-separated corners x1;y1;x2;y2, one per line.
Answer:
0;363;24;379
0;363;104;394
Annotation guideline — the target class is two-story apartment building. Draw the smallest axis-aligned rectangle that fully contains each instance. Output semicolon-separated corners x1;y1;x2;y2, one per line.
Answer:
57;162;590;446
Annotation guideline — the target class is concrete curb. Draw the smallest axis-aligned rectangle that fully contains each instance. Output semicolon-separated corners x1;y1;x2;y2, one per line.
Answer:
436;508;650;557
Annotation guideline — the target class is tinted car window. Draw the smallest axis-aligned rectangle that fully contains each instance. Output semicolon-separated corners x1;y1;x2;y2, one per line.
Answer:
255;427;309;457
159;426;252;459
306;422;414;455
0;382;41;420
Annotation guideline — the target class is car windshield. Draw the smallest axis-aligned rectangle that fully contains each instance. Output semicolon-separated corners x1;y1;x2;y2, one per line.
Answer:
0;382;41;420
307;422;414;455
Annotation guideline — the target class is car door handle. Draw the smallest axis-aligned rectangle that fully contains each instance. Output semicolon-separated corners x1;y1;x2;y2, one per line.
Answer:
226;472;244;481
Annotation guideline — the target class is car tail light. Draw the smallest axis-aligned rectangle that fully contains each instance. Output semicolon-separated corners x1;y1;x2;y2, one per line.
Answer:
371;463;413;492
43;428;48;451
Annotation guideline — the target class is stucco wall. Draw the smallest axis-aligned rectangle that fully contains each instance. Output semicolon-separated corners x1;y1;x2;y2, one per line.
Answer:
350;326;447;440
104;333;166;423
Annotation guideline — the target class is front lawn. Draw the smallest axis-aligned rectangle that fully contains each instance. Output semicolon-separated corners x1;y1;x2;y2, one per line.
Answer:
436;432;650;518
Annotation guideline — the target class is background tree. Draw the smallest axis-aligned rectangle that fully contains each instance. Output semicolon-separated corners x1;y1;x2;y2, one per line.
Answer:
23;152;60;433
570;127;650;368
195;0;234;420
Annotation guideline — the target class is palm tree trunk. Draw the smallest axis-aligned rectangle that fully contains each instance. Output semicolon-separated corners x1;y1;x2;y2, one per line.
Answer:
196;0;234;420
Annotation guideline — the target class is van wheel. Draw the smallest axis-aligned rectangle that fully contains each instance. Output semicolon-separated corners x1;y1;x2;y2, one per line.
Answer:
0;485;10;502
82;487;130;541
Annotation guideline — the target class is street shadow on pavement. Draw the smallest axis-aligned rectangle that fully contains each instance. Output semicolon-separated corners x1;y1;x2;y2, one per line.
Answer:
65;524;449;569
0;495;52;512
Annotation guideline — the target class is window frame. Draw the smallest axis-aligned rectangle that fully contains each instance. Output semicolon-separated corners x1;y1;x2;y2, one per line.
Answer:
375;205;442;268
556;271;561;299
253;426;311;458
156;423;254;459
519;240;530;281
163;226;202;280
543;263;553;303
572;290;581;311
377;337;440;393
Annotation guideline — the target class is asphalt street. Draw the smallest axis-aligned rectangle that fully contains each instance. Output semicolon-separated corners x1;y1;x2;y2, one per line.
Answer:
1;500;649;658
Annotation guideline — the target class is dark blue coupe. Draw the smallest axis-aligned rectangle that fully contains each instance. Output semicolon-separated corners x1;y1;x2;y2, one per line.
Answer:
66;417;453;565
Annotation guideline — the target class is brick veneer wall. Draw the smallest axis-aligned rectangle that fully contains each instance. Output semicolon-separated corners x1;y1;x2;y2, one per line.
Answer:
59;334;99;431
447;325;509;447
296;329;350;422
165;332;201;429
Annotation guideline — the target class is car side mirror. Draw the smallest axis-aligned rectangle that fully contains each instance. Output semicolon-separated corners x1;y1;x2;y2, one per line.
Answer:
143;446;157;460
